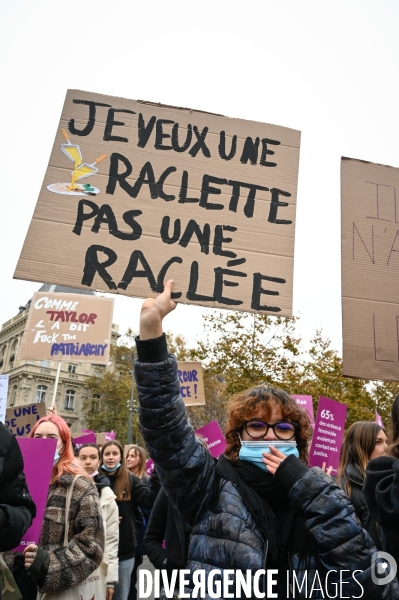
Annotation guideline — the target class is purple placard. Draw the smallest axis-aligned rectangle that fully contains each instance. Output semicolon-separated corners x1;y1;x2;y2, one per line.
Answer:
291;395;315;427
195;420;227;459
82;429;95;435
145;458;155;477
14;438;57;551
103;431;116;441
308;397;347;476
375;411;385;429
72;432;97;449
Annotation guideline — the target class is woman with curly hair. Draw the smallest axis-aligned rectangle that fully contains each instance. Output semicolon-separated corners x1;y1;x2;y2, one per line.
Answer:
134;281;397;599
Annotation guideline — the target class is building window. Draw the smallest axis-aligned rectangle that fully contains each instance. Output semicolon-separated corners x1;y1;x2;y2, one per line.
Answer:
40;360;50;368
9;341;18;368
35;385;47;403
64;389;75;411
10;385;17;407
68;364;77;374
91;394;100;412
0;346;5;371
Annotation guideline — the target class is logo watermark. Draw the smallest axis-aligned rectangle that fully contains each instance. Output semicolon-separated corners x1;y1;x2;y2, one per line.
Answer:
371;551;397;586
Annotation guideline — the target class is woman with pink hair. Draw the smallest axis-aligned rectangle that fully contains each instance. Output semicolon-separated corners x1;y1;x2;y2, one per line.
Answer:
21;415;104;599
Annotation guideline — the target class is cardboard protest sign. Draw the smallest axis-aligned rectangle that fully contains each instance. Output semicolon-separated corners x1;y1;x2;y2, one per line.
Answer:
5;402;46;437
0;374;9;424
96;433;107;446
342;157;399;381
18;292;113;365
14;90;301;316
291;394;315;427
308;396;347;476
195;420;226;458
13;438;56;551
177;361;205;406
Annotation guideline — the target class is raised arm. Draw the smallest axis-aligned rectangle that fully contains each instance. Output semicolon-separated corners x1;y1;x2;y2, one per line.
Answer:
135;281;216;525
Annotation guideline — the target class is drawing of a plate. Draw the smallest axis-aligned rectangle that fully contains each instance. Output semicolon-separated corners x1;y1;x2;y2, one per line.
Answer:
47;183;100;196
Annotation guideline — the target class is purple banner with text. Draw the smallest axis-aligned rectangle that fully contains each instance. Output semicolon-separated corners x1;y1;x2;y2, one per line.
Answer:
308;396;347;476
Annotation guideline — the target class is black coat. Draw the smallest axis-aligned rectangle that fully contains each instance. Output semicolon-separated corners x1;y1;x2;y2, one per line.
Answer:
340;463;382;549
0;422;36;551
144;487;192;577
106;471;159;560
364;456;399;567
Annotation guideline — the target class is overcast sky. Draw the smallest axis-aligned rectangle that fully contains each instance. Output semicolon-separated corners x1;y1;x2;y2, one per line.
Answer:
0;0;398;351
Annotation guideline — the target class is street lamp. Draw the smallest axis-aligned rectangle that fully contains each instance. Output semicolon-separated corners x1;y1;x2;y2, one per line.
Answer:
127;345;136;445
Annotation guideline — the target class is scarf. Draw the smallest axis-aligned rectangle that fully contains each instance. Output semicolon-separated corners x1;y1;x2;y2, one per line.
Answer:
216;455;283;565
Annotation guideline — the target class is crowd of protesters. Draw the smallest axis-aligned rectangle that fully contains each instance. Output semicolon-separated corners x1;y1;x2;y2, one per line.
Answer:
2;282;399;599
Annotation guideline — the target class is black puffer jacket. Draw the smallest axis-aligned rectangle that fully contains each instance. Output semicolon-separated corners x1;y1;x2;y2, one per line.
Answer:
135;335;398;600
0;422;36;551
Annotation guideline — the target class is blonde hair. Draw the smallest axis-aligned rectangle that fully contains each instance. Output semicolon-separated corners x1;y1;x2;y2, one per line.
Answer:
126;444;147;479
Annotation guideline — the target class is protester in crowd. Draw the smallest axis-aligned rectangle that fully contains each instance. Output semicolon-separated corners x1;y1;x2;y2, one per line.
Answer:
135;280;397;599
0;422;36;600
99;441;160;600
125;444;150;600
364;395;399;568
337;421;387;548
3;415;104;600
78;443;119;600
144;487;192;581
0;422;36;552
126;445;148;480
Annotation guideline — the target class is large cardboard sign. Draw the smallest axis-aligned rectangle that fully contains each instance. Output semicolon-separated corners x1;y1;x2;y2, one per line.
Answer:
177;361;205;406
18;292;114;364
14;438;57;552
5;402;46;437
308;396;347;476
0;375;9;424
14;90;301;316
342;157;399;381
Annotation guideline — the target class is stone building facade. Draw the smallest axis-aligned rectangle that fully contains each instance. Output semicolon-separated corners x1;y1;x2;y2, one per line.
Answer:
0;285;120;433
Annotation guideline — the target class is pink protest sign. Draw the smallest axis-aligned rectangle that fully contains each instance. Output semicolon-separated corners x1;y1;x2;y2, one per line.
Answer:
291;395;315;427
103;431;116;441
195;420;226;458
309;397;347;476
72;432;97;448
145;420;226;474
14;438;57;551
146;458;155;477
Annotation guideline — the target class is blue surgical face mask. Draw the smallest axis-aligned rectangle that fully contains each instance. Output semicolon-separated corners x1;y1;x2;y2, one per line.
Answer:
54;445;62;465
238;440;299;472
102;462;121;472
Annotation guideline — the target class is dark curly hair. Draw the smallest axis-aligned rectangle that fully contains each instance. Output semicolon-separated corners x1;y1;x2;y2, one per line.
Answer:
224;385;311;463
